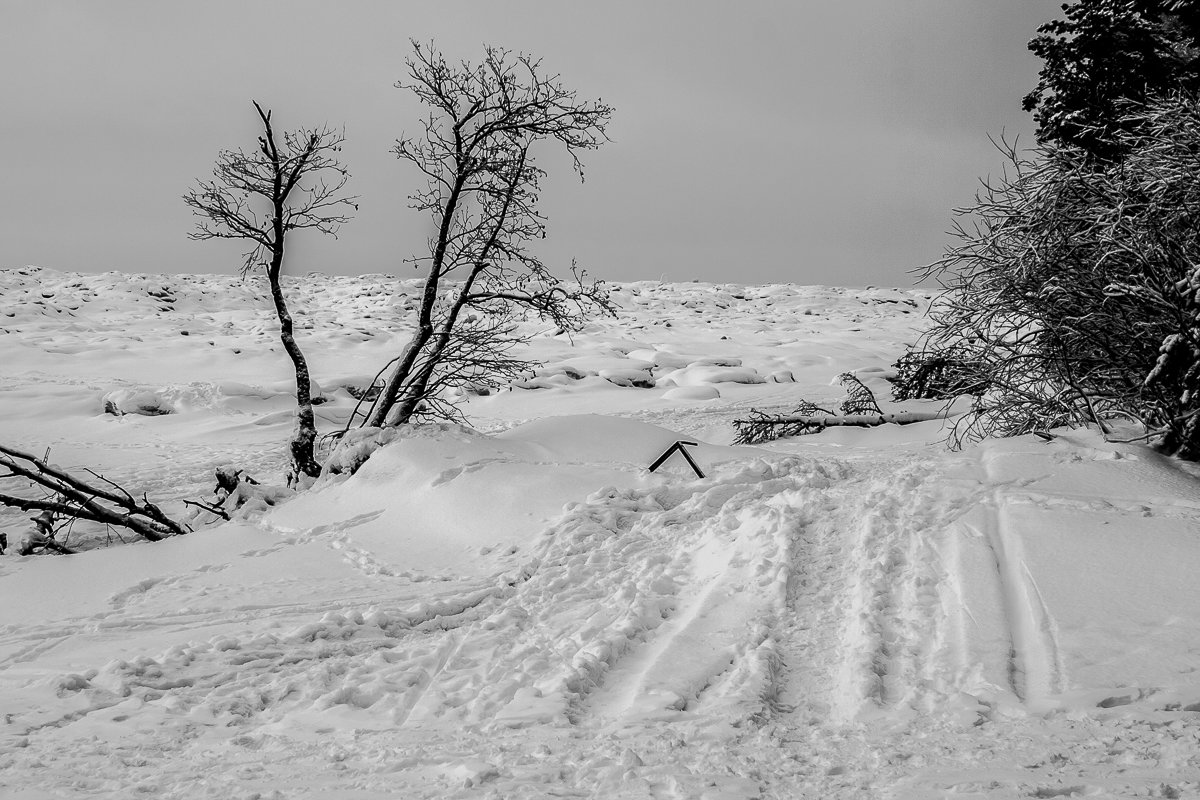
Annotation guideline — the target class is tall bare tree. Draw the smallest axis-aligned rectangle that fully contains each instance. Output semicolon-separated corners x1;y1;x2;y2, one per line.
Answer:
362;42;615;428
184;102;356;483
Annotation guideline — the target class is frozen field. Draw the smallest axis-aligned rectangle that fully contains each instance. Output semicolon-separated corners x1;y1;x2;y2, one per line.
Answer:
1;267;1199;799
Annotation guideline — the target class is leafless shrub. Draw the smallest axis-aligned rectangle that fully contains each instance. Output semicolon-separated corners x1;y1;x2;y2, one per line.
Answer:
912;94;1200;458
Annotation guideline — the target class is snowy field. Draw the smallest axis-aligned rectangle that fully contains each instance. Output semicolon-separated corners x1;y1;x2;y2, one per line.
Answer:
2;266;1199;799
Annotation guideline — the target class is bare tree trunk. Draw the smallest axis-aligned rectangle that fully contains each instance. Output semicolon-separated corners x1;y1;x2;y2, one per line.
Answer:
366;170;472;428
374;150;525;427
371;322;434;427
266;250;321;482
387;295;469;425
387;259;498;426
256;103;322;483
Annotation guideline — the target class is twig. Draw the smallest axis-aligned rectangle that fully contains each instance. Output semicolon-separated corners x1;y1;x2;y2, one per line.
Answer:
183;498;232;521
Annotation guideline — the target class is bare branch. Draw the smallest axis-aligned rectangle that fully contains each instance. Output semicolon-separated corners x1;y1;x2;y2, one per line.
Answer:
0;445;186;543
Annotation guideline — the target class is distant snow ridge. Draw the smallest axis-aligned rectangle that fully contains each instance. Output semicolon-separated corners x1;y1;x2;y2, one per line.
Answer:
1;268;933;411
0;266;424;346
517;353;772;395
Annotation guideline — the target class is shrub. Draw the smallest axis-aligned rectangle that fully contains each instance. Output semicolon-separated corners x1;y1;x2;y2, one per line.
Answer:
914;94;1200;458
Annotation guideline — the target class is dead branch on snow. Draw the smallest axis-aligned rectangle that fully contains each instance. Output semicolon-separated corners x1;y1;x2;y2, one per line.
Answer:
0;443;189;543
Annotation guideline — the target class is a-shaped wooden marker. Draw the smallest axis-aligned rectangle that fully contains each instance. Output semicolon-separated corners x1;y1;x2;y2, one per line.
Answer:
648;440;705;479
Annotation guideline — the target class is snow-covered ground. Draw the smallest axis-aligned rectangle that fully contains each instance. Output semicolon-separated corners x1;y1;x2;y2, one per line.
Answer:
2;266;1199;799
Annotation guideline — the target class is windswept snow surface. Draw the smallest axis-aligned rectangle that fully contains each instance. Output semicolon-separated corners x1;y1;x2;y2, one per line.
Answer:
2;267;1200;799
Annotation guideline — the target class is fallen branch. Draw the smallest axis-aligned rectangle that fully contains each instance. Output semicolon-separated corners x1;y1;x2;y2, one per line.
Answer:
734;409;961;445
742;410;958;427
1102;406;1200;445
0;444;189;542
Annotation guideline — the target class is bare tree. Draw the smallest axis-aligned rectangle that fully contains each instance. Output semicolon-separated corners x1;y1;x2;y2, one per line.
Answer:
184;102;356;482
361;42;615;428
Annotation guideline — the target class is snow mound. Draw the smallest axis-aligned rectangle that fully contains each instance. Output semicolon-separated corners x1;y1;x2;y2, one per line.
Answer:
661;385;721;401
624;348;690;369
99;379;327;417
266;415;739;578
597;367;656;388
659;364;766;386
101;388;173;416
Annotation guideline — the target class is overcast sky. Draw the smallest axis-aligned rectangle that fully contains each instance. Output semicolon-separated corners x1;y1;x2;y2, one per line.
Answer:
1;1;1061;286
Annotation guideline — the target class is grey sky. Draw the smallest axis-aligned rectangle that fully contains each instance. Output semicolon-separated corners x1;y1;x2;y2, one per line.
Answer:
1;1;1060;286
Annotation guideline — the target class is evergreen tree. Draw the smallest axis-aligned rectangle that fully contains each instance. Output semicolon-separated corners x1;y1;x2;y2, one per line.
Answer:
1023;0;1200;158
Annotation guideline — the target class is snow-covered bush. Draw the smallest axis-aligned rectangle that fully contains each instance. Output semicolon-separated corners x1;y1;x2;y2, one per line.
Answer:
321;426;402;477
913;94;1200;458
185;466;295;525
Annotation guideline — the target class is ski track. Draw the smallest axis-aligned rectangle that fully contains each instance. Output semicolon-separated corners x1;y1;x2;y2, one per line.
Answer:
967;451;1068;710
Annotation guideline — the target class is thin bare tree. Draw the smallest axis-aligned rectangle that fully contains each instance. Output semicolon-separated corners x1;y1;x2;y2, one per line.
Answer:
184;103;357;482
361;42;615;428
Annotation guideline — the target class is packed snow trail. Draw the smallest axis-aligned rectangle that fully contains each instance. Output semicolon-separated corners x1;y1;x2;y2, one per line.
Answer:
2;448;978;798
